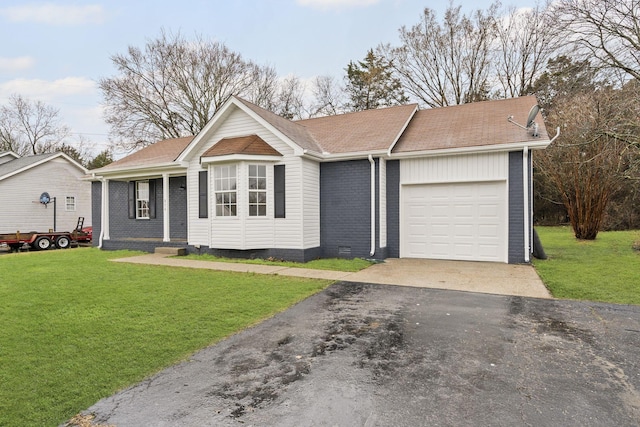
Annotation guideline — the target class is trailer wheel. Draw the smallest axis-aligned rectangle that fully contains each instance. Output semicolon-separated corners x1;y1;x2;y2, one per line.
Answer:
34;236;51;250
55;236;71;249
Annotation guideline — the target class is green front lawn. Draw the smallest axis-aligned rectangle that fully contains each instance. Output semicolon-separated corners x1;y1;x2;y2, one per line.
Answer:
533;227;640;305
0;248;331;427
180;253;374;272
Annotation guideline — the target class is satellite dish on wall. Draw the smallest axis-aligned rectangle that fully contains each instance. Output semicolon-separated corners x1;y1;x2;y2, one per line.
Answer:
525;105;540;128
39;192;51;204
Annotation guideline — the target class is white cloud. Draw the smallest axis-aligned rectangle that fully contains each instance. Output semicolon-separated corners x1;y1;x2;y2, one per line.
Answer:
0;3;106;25
0;77;97;101
0;56;36;73
296;0;380;11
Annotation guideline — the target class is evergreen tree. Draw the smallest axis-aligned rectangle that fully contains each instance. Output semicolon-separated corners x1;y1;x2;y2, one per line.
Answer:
86;149;113;170
345;49;408;111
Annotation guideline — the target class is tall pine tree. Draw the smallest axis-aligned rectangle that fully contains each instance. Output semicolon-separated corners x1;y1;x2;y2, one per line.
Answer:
345;49;408;111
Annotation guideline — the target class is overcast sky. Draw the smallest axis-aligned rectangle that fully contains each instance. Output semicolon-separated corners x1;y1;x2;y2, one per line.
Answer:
0;0;536;157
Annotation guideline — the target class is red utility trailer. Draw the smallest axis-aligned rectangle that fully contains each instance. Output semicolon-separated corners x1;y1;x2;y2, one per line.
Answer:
0;217;92;252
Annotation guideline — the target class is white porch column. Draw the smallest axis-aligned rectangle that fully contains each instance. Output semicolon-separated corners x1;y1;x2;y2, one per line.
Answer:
163;173;170;242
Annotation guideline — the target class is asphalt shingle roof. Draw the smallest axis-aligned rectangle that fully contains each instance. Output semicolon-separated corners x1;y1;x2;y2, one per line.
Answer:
295;103;418;154
393;96;546;153
94;136;194;172
90;96;548;174
0;153;57;180
201;135;282;158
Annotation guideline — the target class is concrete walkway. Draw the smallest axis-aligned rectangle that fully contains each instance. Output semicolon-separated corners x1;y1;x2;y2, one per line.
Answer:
112;254;552;299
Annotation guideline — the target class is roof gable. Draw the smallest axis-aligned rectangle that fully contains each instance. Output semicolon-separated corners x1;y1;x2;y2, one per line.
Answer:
178;97;318;162
0;152;87;182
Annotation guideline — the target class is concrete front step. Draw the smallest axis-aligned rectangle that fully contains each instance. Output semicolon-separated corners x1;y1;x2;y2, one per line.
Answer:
154;247;187;256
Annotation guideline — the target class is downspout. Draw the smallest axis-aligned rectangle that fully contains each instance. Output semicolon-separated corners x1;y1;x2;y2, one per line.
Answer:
523;147;530;262
369;155;376;257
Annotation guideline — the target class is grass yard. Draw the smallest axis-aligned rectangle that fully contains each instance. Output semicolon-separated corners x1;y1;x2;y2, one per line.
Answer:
0;248;331;427
533;226;640;305
180;253;374;272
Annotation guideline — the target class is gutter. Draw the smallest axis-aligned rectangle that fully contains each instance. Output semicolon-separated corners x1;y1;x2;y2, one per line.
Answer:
368;155;376;257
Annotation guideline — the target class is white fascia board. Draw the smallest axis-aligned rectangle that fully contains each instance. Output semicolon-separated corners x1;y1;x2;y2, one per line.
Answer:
201;154;283;164
389;140;551;159
302;149;389;163
387;105;419;156
0;151;19;160
86;162;187;181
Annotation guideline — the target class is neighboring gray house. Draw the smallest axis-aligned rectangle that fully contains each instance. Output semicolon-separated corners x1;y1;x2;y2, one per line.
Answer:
88;95;552;264
0;151;91;233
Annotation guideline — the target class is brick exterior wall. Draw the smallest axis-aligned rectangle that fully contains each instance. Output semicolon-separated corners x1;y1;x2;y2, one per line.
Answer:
386;160;400;258
508;151;526;263
91;177;188;249
91;181;102;247
193;247;323;263
320;159;385;260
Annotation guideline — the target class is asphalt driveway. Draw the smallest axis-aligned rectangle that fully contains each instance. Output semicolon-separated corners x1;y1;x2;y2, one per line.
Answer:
82;282;640;427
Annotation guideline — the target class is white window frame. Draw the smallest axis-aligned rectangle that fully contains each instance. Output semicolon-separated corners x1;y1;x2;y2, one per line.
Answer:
248;164;267;217
214;165;237;217
65;196;76;212
136;181;150;219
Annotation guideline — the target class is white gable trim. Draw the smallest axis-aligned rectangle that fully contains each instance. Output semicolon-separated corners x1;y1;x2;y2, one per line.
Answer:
177;96;306;163
0;152;88;182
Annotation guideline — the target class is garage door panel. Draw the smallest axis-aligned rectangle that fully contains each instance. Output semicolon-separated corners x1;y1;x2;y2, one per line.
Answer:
401;181;506;262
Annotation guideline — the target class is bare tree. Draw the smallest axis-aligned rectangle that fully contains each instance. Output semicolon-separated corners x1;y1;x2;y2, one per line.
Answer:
0;94;70;155
99;30;279;151
245;65;279;110
308;75;345;117
384;3;498;107
273;75;307;120
495;3;560;98
535;86;640;239
554;0;640;80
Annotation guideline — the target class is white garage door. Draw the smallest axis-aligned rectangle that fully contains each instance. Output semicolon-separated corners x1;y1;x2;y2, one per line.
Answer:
401;181;507;262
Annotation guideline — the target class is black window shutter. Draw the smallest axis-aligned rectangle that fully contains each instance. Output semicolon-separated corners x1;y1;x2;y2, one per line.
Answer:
149;180;156;219
274;165;285;218
199;170;208;218
128;181;135;219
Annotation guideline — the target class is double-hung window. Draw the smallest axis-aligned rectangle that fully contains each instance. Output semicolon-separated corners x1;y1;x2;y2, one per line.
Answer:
214;165;237;216
248;165;267;217
136;181;150;219
65;196;76;211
